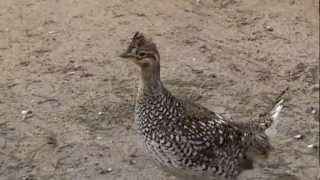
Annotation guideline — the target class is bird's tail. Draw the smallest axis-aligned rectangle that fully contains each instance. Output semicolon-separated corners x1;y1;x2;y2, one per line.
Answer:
258;88;287;136
232;88;287;135
241;89;287;163
244;98;285;163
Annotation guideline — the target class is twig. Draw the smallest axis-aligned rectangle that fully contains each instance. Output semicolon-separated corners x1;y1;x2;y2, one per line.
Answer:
27;143;48;163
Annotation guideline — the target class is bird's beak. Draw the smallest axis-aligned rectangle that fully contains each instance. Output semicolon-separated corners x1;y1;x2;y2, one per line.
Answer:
120;51;133;58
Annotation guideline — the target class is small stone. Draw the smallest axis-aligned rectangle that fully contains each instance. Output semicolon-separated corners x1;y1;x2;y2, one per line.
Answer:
294;134;303;140
311;109;317;114
67;71;75;75
129;159;137;165
48;31;58;34
209;73;217;78
106;167;112;172
96;136;103;140
99;167;113;174
307;144;318;149
21;110;33;120
21;110;32;115
265;26;274;31
80;73;94;78
98;112;103;115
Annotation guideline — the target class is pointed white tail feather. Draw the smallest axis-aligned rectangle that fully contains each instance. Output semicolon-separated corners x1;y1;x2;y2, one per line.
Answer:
266;99;284;137
271;99;284;120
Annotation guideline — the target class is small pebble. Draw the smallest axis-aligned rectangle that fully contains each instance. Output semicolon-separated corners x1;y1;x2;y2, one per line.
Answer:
129;159;137;165
311;109;317;114
99;167;113;174
67;71;75;75
48;31;58;34
96;136;103;140
106;167;112;172
98;112;103;115
21;110;31;115
265;26;274;31
307;144;318;149
294;134;303;140
21;110;33;120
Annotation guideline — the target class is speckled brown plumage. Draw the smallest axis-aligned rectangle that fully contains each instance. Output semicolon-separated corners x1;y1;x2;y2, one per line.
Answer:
120;32;284;180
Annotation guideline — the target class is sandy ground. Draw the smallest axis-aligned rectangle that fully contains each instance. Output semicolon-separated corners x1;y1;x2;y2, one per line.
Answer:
0;0;319;180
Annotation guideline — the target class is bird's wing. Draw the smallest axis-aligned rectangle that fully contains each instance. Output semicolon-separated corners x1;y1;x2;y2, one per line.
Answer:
174;100;255;172
180;99;245;150
180;99;273;169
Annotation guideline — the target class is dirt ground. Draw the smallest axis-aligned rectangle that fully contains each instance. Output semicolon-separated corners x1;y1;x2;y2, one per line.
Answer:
0;0;319;180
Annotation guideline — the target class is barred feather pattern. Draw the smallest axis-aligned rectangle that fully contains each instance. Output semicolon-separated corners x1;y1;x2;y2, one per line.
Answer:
135;89;265;180
121;32;285;180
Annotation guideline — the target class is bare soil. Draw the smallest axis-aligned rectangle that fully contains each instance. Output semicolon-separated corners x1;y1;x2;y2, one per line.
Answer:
0;0;319;180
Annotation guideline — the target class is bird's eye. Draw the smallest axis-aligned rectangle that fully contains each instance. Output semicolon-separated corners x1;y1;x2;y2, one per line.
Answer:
139;52;146;57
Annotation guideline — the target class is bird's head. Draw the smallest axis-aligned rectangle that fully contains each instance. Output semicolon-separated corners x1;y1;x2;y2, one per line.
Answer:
120;32;160;68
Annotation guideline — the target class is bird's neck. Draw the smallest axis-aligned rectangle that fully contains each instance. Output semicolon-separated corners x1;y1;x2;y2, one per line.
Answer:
138;65;163;99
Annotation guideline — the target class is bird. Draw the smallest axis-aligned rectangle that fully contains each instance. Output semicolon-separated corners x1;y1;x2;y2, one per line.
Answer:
119;32;284;180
